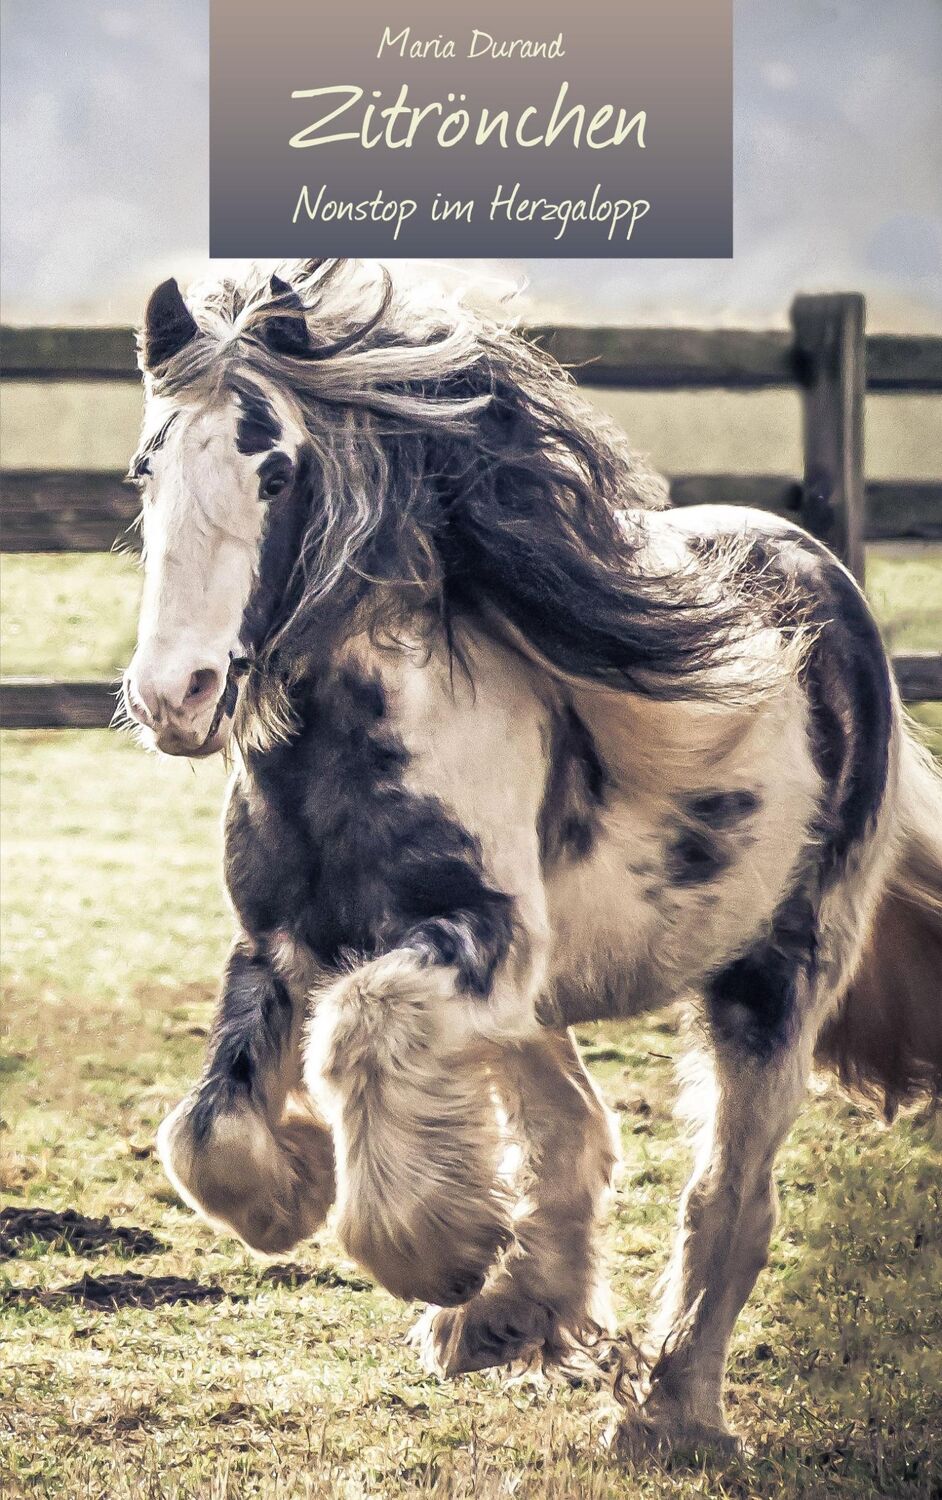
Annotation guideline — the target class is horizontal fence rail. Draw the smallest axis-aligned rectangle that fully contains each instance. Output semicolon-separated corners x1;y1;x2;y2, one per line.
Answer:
3;323;942;390
0;678;122;730
3;470;942;554
1;299;940;726
2;471;141;552
892;654;942;701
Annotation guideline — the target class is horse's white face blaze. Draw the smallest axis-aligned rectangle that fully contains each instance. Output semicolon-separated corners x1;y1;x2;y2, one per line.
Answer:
124;382;307;756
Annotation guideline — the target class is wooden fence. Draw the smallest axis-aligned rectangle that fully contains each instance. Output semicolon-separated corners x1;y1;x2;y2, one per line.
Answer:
1;292;940;727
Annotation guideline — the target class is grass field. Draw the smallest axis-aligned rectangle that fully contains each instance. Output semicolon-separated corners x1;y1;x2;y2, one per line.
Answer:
1;549;941;1498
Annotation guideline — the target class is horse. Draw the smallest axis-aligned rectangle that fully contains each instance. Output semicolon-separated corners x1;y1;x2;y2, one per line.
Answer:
121;260;942;1453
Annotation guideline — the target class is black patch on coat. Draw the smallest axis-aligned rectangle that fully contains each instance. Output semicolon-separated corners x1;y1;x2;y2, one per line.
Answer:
234;381;282;455
703;540;890;1057
686;789;760;828
224;667;515;998
263;274;311;357
239;449;313;653
692;524;892;890
189;942;294;1144
666;828;730;886
707;887;818;1056
796;552;893;879
537;705;609;866
665;790;758;887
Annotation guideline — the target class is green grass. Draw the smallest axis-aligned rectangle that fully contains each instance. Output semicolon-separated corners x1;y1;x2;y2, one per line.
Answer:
1;548;941;1497
0;553;141;682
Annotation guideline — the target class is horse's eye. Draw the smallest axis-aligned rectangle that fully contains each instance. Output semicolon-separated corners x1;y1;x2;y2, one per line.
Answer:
260;470;290;500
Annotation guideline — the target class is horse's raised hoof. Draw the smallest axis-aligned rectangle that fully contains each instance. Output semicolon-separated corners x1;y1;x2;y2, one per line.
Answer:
338;1210;507;1309
412;1289;555;1376
157;1090;335;1255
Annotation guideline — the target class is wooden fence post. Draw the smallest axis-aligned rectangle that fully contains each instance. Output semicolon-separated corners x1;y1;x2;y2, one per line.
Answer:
791;293;867;581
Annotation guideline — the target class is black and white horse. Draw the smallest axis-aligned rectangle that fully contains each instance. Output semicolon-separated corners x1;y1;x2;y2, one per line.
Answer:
122;261;942;1452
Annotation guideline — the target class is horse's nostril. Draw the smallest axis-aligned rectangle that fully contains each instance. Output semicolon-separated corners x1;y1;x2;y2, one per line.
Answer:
185;668;220;707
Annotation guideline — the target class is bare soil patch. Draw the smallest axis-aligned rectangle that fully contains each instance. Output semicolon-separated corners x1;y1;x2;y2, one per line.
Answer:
0;1205;167;1258
259;1261;372;1292
2;1271;241;1311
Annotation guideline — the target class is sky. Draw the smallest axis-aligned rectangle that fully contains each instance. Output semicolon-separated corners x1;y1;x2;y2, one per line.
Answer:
1;0;940;329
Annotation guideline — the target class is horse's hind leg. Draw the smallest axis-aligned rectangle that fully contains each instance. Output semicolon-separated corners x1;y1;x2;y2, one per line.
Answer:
417;1029;619;1376
614;911;838;1453
619;1036;810;1452
158;937;334;1253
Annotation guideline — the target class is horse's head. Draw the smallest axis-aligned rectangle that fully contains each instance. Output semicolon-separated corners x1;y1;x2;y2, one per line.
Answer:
123;276;314;756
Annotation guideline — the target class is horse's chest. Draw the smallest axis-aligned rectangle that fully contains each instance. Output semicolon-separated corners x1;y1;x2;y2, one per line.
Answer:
222;662;522;968
222;771;352;958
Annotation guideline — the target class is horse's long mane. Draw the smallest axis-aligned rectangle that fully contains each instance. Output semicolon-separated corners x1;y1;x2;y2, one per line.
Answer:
148;259;796;702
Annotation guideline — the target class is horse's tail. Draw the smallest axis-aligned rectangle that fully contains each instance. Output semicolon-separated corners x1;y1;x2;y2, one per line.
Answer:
815;726;942;1120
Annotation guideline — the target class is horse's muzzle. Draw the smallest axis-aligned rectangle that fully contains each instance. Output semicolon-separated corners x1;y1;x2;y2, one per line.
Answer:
123;657;239;757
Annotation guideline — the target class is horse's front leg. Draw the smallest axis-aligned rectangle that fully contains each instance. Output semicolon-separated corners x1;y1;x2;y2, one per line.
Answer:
304;910;541;1308
302;630;552;1306
158;937;334;1254
416;1028;620;1374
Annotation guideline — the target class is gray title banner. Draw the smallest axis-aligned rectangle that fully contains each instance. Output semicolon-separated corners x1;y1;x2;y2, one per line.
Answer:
210;0;732;258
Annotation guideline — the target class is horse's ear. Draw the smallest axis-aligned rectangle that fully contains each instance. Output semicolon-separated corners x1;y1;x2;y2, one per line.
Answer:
262;274;311;356
141;277;199;371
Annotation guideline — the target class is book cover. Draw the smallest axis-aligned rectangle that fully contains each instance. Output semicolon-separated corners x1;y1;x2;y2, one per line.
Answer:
1;3;940;1494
